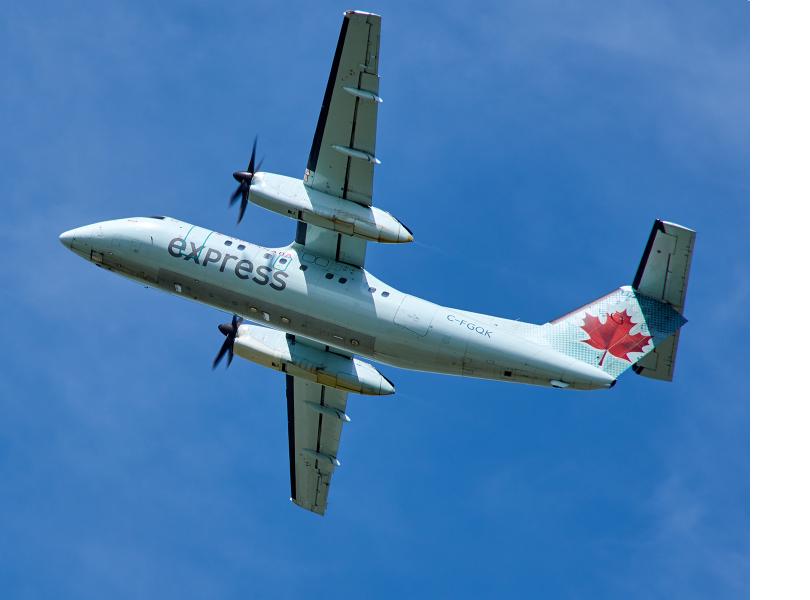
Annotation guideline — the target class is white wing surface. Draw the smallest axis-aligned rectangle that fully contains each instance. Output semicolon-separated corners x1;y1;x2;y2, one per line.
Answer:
297;10;381;268
284;346;350;516
305;10;381;206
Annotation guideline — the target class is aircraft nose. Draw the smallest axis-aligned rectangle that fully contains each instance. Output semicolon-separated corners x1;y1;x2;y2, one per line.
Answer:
58;230;71;248
59;224;101;256
59;227;84;250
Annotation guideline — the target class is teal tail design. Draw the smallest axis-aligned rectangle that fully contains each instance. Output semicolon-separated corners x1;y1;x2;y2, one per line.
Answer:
542;220;696;382
543;287;686;379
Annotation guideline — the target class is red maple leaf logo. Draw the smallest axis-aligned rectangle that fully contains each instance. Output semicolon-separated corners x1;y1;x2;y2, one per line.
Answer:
580;309;651;365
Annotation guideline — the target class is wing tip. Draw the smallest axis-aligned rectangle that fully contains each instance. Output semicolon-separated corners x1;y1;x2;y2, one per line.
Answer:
344;9;381;18
660;220;697;235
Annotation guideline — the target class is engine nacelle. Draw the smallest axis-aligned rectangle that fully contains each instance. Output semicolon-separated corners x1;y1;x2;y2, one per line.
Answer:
248;172;413;244
233;324;395;396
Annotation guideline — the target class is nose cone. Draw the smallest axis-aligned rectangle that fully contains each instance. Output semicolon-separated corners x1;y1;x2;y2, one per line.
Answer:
58;223;101;257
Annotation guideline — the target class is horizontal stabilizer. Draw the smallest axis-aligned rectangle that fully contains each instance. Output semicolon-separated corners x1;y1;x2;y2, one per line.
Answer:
632;330;681;381
633;220;696;314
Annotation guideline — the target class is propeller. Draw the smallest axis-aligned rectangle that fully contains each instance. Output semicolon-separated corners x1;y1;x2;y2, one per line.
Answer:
229;136;263;224
212;314;243;369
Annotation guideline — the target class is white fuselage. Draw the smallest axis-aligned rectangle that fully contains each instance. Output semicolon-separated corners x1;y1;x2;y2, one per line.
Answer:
59;216;614;391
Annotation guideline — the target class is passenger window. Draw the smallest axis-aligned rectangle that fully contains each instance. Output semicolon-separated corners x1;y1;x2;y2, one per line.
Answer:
224;240;232;246
368;287;376;293
381;291;390;297
338;277;347;284
325;273;334;280
237;244;246;251
300;265;308;271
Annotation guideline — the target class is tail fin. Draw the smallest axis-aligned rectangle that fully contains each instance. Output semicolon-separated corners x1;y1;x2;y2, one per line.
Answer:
544;220;696;381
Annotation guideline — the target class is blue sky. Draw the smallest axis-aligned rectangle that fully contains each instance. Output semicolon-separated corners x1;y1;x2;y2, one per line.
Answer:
1;1;748;598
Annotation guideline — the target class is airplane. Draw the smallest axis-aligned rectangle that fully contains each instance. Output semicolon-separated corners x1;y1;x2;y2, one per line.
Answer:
59;10;696;516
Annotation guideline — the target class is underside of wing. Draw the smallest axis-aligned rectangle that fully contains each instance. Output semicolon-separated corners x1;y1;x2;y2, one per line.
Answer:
295;220;367;268
296;11;382;269
285;350;350;516
305;10;381;207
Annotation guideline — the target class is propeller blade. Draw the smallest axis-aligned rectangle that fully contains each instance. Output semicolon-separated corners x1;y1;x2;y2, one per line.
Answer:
229;139;259;224
247;136;257;173
237;193;248;224
213;315;242;369
212;339;230;369
229;185;242;206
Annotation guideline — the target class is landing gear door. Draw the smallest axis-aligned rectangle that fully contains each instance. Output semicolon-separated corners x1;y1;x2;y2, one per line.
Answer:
394;295;436;337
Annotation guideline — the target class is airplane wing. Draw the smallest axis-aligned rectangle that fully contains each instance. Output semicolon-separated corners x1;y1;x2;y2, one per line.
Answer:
297;10;381;269
284;341;350;516
283;12;381;513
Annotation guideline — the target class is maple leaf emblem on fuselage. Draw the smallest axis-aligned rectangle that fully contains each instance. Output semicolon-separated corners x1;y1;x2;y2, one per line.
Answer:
580;309;651;366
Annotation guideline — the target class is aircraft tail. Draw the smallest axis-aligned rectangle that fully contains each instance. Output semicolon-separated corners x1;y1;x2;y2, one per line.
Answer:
544;220;696;381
